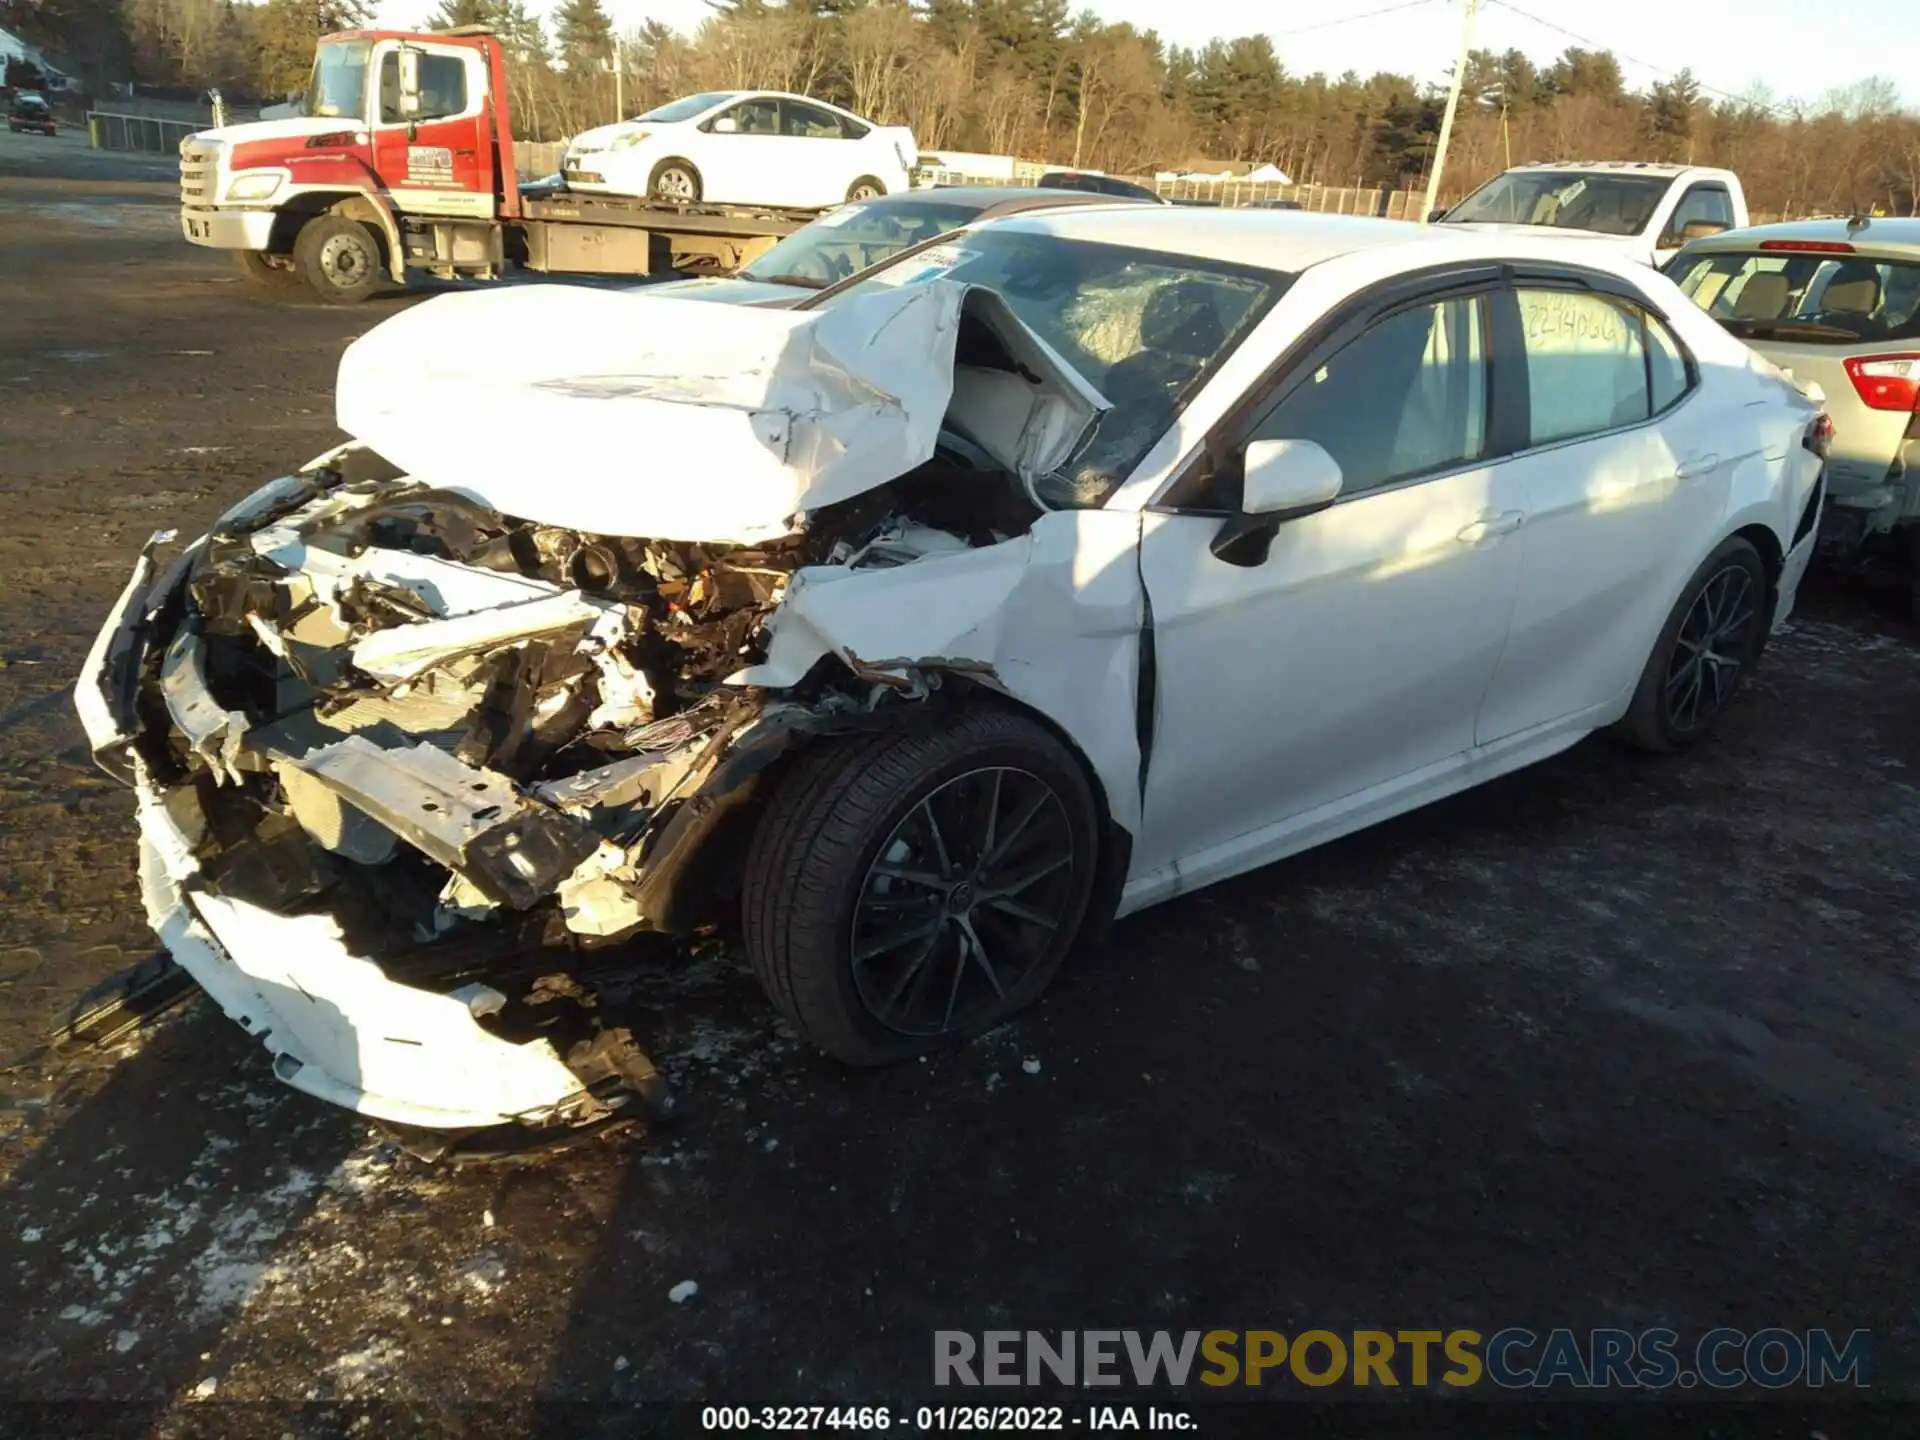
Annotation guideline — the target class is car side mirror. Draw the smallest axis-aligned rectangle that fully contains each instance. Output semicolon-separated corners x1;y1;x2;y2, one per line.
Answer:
397;49;422;120
1676;219;1729;243
712;116;737;134
1210;438;1344;567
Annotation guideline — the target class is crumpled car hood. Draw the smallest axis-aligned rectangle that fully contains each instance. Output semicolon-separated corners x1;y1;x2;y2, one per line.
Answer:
335;280;1110;545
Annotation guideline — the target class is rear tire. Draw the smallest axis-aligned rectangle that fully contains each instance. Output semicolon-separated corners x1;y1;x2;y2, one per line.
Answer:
1613;536;1768;752
231;249;302;293
648;159;702;204
741;707;1100;1065
292;215;382;304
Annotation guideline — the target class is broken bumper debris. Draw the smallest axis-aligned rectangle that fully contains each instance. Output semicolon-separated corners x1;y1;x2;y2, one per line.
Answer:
71;459;824;1132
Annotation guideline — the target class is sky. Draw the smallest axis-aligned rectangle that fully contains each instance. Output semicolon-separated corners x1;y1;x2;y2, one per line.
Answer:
372;0;1912;112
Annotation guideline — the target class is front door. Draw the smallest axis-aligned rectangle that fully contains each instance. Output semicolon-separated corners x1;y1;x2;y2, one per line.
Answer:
1133;291;1529;880
368;41;492;219
697;96;788;205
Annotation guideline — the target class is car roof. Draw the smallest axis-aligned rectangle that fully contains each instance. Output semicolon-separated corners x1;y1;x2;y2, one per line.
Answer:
1680;216;1920;259
980;204;1445;270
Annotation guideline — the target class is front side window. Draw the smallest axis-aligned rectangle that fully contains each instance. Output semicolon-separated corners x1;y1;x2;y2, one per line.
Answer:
720;98;780;135
1251;297;1487;498
378;52;469;124
1669;185;1733;236
305;41;370;121
1519;289;1650;445
815;228;1285;508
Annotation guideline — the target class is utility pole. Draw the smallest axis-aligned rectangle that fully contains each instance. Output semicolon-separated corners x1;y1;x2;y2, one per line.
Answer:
1422;0;1480;223
612;37;623;124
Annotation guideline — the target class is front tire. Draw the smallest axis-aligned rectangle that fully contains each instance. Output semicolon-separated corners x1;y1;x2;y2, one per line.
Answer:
292;215;382;304
742;707;1101;1065
648;159;702;204
846;175;886;202
231;249;303;293
1614;536;1768;752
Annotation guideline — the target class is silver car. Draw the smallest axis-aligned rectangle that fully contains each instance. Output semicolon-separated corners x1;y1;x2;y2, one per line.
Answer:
1668;218;1920;604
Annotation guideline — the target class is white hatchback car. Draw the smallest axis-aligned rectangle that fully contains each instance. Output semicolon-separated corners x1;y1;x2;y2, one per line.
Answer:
563;90;917;208
78;209;1826;1138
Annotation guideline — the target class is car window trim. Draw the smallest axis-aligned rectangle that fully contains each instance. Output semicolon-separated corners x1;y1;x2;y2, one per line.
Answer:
1151;263;1507;515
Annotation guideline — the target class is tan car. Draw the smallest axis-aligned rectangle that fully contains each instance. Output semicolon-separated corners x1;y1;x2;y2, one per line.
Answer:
1667;217;1920;607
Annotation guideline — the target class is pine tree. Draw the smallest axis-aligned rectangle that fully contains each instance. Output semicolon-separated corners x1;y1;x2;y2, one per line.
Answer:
253;0;371;100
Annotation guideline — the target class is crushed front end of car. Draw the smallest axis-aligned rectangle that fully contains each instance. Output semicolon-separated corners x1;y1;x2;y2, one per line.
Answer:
74;279;1139;1138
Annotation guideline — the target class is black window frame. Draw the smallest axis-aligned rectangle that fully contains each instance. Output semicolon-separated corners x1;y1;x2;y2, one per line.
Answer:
376;49;469;126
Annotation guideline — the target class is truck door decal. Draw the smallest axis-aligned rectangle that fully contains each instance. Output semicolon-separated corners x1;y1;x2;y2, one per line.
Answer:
406;146;456;186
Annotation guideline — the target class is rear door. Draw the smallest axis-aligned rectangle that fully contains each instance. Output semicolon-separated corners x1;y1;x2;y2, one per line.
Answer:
1474;273;1736;744
369;41;492;219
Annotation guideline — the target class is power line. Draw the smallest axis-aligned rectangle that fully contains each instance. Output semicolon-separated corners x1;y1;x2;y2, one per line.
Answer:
1270;0;1444;41
1485;0;1789;114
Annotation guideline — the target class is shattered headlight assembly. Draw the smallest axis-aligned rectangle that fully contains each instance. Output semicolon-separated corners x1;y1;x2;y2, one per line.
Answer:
226;171;284;201
606;129;651;152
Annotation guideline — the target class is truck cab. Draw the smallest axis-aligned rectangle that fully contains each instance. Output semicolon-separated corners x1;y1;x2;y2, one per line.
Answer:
179;27;520;302
1436;162;1749;268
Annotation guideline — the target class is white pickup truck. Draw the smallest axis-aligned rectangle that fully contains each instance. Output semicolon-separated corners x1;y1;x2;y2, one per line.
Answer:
1436;161;1749;268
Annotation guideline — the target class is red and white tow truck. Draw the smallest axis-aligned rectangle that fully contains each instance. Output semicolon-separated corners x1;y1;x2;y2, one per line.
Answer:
178;25;814;302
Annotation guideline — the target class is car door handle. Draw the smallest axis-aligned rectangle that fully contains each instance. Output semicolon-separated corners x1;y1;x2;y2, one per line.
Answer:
1456;510;1525;544
1674;453;1721;481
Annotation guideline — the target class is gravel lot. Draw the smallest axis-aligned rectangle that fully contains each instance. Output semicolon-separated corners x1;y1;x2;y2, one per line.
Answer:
0;138;1914;1433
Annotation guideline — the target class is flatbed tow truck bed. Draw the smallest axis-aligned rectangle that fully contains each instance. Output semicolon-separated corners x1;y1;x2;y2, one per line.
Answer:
514;188;817;276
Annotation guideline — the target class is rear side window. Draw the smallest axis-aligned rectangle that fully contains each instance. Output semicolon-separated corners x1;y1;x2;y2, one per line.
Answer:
1668;250;1920;343
1518;289;1648;445
1647;314;1691;413
1251;296;1488;497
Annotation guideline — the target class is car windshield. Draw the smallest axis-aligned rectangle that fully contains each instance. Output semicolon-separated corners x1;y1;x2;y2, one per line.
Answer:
637;92;737;123
1669;248;1920;343
811;227;1286;508
17;94;48;111
305;40;370;120
1443;171;1670;236
741;198;985;288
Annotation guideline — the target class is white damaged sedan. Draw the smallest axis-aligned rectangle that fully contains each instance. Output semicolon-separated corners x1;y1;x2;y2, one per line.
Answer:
77;208;1828;1138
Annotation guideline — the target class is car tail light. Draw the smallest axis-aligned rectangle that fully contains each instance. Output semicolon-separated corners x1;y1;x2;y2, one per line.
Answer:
1804;412;1835;456
1841;354;1920;412
1759;239;1856;254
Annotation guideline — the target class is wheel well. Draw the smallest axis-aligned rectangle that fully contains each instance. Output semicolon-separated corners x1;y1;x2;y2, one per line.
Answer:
268;194;394;273
1733;521;1784;618
651;671;1130;943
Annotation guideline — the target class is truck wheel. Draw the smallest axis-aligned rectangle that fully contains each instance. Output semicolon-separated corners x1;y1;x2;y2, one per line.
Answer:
648;160;702;204
741;707;1101;1065
231;249;303;293
847;176;886;201
293;215;382;304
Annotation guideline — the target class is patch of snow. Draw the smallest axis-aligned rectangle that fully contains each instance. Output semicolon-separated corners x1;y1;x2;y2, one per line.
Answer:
190;1377;217;1399
668;1279;699;1304
113;1330;140;1353
1021;1058;1042;1075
